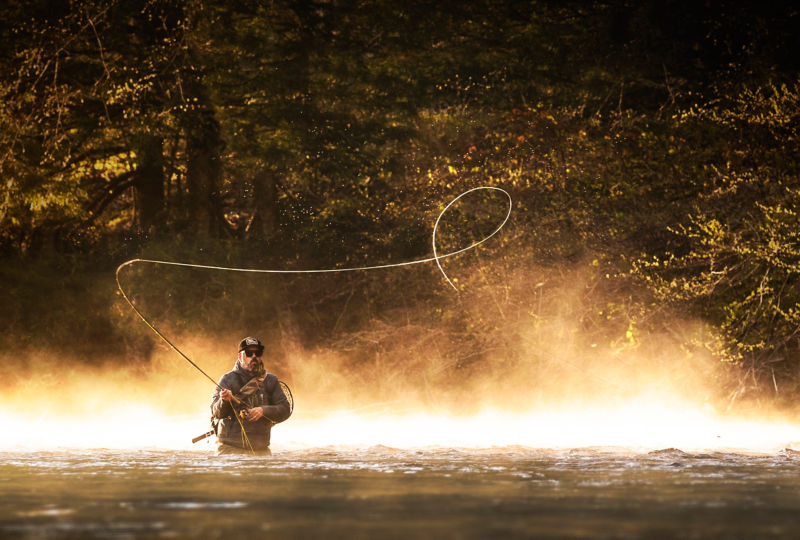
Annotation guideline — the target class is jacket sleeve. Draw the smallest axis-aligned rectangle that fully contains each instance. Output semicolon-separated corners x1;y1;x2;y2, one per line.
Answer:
211;375;235;420
261;374;291;423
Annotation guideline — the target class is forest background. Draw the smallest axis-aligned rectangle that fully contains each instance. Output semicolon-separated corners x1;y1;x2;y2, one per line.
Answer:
1;1;799;412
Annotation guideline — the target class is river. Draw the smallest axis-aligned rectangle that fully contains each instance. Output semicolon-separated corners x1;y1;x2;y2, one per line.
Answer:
3;445;800;538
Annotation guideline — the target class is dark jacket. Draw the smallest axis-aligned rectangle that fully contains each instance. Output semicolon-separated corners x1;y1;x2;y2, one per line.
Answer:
211;362;291;451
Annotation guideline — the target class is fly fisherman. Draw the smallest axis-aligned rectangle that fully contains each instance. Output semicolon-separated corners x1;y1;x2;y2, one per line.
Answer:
211;337;291;455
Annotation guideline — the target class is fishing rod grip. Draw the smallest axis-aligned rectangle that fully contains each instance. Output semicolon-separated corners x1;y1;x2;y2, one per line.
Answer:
192;430;214;443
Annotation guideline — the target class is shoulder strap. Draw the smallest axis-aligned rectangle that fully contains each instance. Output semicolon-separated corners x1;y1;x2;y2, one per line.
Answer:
236;374;267;400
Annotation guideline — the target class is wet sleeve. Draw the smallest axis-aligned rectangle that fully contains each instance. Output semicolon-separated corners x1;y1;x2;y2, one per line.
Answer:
211;375;235;419
261;375;291;423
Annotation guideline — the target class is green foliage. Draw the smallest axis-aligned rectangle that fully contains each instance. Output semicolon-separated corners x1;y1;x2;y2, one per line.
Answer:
632;79;800;397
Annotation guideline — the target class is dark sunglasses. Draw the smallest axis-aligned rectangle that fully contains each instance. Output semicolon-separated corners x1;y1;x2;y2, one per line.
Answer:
244;349;263;358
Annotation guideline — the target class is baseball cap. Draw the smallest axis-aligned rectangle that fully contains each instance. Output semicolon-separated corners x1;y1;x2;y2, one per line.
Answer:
238;336;264;353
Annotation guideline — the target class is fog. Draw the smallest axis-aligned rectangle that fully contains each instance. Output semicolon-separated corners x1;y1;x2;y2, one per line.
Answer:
3;264;800;454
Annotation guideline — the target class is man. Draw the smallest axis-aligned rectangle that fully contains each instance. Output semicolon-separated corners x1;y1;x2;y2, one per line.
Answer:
211;336;291;455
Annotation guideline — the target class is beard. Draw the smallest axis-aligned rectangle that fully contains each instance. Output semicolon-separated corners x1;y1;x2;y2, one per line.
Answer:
248;360;265;377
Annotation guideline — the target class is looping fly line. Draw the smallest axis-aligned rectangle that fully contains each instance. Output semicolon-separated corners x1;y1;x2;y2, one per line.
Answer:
115;186;512;381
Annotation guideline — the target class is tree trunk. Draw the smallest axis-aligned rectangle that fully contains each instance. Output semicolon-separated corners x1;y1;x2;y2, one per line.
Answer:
134;135;165;236
184;98;223;237
247;170;278;239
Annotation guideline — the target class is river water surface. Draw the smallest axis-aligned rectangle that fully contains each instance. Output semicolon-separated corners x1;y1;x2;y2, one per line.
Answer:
3;446;800;538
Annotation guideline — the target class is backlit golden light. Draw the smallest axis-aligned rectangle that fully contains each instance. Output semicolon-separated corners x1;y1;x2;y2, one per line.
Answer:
3;311;799;454
2;360;799;453
2;401;800;453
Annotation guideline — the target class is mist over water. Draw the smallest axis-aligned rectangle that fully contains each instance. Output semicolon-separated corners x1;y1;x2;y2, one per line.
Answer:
2;345;799;453
3;289;800;454
5;316;800;454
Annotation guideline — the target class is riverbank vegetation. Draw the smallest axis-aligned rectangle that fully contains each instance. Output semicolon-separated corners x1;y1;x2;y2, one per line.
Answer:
1;1;798;409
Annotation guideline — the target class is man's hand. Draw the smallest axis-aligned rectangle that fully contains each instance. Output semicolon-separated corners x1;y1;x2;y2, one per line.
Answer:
219;389;234;402
246;407;264;422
